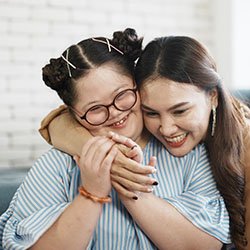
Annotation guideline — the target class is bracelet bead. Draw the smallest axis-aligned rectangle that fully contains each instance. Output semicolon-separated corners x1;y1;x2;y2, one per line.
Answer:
78;186;112;204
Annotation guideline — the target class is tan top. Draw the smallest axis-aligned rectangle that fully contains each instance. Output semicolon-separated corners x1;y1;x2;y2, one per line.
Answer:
39;105;68;145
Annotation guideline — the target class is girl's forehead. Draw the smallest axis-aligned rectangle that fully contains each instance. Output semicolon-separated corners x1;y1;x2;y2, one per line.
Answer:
80;66;133;89
75;67;134;109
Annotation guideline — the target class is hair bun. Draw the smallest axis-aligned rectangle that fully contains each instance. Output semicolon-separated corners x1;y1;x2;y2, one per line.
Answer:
42;58;69;91
112;28;143;61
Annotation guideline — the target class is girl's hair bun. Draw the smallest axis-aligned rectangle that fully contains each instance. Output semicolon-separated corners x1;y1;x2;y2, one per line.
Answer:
42;57;69;91
112;28;143;61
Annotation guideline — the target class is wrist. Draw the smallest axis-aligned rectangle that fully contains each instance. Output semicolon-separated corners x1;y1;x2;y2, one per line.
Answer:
78;186;112;204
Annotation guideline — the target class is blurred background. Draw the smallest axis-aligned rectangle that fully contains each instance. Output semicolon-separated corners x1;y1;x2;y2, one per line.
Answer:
0;0;249;168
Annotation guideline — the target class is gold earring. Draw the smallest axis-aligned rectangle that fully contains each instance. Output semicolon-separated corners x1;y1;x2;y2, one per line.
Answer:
211;105;216;137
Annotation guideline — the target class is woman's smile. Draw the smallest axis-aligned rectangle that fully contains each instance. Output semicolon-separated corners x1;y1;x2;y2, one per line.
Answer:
164;132;188;148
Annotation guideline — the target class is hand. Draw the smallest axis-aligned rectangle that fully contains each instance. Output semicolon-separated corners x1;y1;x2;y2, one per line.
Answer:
74;136;117;197
108;132;158;199
111;155;157;199
108;131;143;163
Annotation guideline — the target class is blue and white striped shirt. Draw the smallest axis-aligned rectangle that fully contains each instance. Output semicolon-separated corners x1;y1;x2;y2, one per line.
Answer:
0;137;231;249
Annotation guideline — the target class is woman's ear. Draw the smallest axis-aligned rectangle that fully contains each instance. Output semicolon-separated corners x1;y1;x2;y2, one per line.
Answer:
209;88;218;108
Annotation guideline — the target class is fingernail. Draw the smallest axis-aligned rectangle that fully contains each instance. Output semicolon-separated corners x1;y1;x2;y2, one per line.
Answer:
151;168;157;173
152;181;158;186
108;131;114;137
133;196;138;200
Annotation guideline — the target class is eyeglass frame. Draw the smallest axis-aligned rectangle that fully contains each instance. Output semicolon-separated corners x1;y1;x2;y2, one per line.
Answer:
70;87;138;126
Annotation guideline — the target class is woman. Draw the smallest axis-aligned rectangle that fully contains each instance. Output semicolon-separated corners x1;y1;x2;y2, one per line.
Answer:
0;29;230;249
39;34;250;249
135;36;250;250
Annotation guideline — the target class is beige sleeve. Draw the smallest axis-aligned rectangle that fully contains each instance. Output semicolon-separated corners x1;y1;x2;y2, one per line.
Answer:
39;105;92;156
244;123;250;248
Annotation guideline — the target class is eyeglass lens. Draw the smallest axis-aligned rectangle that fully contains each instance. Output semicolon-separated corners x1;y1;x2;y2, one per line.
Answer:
85;89;136;125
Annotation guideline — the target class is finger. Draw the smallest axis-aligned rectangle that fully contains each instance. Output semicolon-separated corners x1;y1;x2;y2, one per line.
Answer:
115;154;156;174
111;180;138;200
126;147;143;163
80;136;103;159
91;139;116;170
111;175;154;193
148;156;157;167
108;132;136;149
126;147;138;158
84;137;111;157
77;137;113;171
100;146;118;173
111;166;157;185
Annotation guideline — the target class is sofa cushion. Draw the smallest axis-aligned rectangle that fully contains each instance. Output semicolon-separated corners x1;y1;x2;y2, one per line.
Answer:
0;168;29;215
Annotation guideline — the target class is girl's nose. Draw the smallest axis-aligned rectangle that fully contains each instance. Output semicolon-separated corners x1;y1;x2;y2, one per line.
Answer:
108;105;124;119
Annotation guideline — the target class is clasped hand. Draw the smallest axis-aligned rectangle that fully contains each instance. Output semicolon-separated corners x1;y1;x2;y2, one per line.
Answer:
74;132;157;200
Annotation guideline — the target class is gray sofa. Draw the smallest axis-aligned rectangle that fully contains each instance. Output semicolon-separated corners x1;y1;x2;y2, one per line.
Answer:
0;89;249;216
0;168;28;215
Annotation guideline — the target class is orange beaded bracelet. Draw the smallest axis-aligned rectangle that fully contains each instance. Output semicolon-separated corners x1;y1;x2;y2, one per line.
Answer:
78;186;112;204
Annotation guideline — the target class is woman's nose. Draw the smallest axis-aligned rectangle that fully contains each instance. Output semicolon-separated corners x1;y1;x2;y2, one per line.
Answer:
159;116;177;136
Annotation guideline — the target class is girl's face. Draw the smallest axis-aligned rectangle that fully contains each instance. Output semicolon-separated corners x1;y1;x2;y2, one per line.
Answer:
72;64;143;143
140;78;217;157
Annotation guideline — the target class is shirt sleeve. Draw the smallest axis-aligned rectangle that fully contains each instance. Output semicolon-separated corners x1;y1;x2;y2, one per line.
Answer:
163;145;231;244
0;149;73;250
39;105;68;145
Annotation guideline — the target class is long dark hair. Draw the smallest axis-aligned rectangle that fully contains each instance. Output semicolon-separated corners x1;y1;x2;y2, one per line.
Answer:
42;28;143;107
135;36;247;249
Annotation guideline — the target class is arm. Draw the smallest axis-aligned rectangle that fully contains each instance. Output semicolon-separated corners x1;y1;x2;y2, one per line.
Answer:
1;147;111;249
31;137;117;250
39;105;91;155
114;138;229;249
120;193;222;250
38;108;156;198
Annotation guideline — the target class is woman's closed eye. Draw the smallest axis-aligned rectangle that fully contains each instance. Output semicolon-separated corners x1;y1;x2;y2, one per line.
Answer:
173;108;189;115
142;110;159;117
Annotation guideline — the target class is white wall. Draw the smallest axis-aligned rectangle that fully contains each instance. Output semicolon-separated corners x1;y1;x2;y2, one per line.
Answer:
232;0;250;89
212;0;250;89
0;0;239;168
212;0;233;88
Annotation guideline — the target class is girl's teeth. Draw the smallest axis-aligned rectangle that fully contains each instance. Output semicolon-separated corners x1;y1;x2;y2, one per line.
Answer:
113;117;126;126
166;133;187;143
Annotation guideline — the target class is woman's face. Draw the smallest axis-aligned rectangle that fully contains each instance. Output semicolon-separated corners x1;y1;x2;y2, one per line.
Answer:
73;64;143;142
140;78;217;157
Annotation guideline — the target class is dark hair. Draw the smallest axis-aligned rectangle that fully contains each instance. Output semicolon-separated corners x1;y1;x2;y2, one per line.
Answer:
42;28;143;107
135;36;247;249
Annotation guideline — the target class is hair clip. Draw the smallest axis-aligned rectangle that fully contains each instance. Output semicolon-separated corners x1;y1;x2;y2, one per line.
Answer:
61;49;77;77
92;37;124;55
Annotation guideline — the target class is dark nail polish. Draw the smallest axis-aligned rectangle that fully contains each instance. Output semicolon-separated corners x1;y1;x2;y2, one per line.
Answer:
133;196;138;200
152;181;158;186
